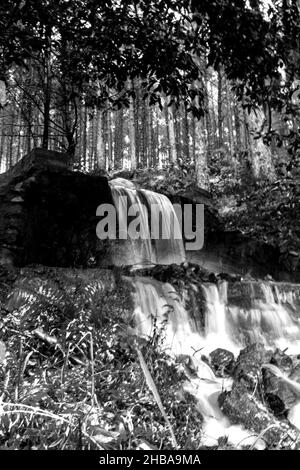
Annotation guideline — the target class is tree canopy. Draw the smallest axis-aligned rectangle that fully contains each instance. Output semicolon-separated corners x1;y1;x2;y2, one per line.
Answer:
1;0;299;114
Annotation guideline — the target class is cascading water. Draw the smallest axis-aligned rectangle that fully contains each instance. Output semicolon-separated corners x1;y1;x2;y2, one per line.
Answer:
110;185;154;266
139;188;185;265
108;179;300;446
131;275;300;447
109;181;185;267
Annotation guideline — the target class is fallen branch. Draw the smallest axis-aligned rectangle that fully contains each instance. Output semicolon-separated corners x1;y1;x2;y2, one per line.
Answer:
135;346;178;449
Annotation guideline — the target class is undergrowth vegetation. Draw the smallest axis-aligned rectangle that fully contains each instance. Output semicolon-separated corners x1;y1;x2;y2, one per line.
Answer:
0;268;203;450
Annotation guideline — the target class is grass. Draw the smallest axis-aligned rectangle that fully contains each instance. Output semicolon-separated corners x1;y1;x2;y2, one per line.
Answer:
0;269;203;450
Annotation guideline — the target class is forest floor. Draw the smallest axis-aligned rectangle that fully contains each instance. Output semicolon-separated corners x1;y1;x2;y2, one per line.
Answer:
1;265;300;450
0;265;206;450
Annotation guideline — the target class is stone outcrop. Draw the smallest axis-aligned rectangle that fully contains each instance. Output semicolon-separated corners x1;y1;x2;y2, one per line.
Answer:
0;148;112;267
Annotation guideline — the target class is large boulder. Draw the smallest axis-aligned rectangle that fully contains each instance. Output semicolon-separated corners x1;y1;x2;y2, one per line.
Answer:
219;383;299;448
263;355;300;418
263;370;297;418
270;348;294;373
233;343;271;391
209;348;235;378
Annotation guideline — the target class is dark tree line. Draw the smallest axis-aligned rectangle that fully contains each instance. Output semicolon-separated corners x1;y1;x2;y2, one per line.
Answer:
0;1;299;188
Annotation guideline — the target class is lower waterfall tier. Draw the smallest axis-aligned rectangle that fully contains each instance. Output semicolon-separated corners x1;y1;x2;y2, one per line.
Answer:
131;276;300;447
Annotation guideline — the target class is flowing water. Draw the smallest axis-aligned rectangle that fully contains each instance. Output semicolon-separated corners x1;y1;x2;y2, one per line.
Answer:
108;179;300;446
131;276;300;447
109;181;185;267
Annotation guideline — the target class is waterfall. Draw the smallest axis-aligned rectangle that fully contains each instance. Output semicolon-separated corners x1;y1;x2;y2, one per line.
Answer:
140;188;185;265
109;181;185;267
131;275;300;447
133;276;202;357
226;281;300;354
111;179;300;445
110;185;154;266
132;277;300;360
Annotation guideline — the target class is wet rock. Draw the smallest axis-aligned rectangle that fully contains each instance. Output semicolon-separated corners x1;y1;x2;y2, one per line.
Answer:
218;273;242;282
233;343;271;392
209;348;235;377
263;369;296;417
270;348;294;373
262;352;300;417
264;393;287;419
289;363;300;382
219;383;298;448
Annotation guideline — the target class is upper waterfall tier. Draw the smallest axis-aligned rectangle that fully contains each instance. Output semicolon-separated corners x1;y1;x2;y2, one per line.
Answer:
109;181;185;267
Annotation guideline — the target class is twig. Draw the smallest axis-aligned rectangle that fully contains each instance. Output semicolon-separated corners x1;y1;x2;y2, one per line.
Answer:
249;425;280;450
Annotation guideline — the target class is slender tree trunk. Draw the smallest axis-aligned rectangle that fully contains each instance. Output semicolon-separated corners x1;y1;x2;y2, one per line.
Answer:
134;81;140;168
174;108;181;160
217;69;223;149
96;107;105;169
129;82;137;170
204;69;213;163
8;106;15;168
148;104;153;167
42;24;52;149
226;81;234;157
114;108;123;169
209;80;217;152
107;110;113;169
183;105;189;162
195;118;208;189
165;98;177;164
164;100;170;165
141;98;148;167
191;114;196;164
155;107;160;167
234;99;242;151
82;102;88;169
0;108;6;171
16;108;22;162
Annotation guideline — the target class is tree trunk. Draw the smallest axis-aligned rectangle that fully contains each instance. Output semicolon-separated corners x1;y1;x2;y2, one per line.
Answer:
183;105;190;162
96;107;105;169
226;80;234;157
107;110;113;169
165;98;177;164
42;24;52;149
217;69;223;149
195;118;208;189
114;108;123;169
191;114;196;164
204;67;213;164
8;106;15;168
234;98;242;151
82;103;88;169
129;82;137;170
